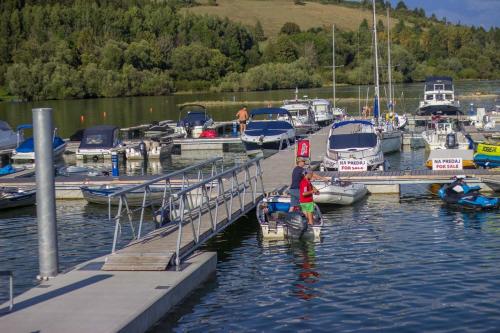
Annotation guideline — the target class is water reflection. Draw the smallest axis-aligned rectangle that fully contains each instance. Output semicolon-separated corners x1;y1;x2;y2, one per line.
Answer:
290;240;320;301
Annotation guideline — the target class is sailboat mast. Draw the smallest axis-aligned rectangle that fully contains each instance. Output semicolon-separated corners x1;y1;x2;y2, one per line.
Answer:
332;24;336;110
372;0;381;120
387;7;392;112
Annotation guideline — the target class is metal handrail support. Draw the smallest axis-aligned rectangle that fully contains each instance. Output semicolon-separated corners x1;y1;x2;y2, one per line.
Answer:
109;157;223;253
171;157;264;265
0;270;13;311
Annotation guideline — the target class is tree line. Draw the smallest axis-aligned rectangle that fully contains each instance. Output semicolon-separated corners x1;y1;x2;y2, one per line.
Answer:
1;0;499;100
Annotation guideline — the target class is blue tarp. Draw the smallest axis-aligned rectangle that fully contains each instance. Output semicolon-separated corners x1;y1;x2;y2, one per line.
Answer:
0;164;15;175
250;108;291;117
332;120;373;129
16;136;65;153
329;133;377;150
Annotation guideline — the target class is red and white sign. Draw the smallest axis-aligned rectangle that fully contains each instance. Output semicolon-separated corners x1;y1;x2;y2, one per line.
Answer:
339;159;368;172
296;139;310;158
432;158;462;170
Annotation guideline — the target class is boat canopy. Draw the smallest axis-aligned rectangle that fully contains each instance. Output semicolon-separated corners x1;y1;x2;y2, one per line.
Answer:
16;136;65;153
425;76;453;91
329;133;377;150
178;111;211;127
332;120;373;129
79;125;118;149
179;104;207;112
250;108;291;117
16;124;33;131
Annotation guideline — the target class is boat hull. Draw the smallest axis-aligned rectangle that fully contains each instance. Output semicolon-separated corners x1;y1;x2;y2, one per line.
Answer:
312;181;368;205
380;130;402;154
417;104;462;116
12;143;66;162
242;137;295;156
0;189;36;210
81;186;165;206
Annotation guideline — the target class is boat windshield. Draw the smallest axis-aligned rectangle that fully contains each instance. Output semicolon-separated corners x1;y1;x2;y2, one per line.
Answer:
329;133;377;150
251;113;284;121
314;105;328;112
290;109;309;117
0;121;12;132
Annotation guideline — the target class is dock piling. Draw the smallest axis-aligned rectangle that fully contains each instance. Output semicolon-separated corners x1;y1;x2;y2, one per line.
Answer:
33;107;59;279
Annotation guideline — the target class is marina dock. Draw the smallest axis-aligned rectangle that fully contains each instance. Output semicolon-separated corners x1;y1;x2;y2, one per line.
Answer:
1;125;499;332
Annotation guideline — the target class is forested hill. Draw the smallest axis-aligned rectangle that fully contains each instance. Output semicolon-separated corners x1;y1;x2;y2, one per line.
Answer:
1;0;499;101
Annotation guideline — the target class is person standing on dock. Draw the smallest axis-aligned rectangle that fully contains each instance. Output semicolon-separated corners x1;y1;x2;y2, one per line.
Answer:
236;105;249;134
299;170;319;226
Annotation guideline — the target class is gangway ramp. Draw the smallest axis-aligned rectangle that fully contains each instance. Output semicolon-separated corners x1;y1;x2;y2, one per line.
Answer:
102;156;265;270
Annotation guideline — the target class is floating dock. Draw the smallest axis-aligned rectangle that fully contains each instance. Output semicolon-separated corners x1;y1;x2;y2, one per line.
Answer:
1;125;499;332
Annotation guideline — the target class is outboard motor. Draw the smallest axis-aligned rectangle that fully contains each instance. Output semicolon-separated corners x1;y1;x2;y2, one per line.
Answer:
285;212;308;238
139;141;147;159
445;133;458;149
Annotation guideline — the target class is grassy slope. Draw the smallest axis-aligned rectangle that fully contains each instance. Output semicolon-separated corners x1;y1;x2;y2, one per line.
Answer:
184;0;395;35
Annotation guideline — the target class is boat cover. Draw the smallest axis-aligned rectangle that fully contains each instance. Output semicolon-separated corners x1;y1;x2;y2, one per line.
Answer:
329;133;377;150
250;108;291;117
80;125;118;149
16;136;65;153
332;120;373;129
0;164;15;175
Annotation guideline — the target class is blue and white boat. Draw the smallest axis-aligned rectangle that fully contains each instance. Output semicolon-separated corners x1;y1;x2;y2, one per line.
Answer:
241;108;296;156
11;124;66;163
175;104;213;138
322;120;385;171
76;125;121;160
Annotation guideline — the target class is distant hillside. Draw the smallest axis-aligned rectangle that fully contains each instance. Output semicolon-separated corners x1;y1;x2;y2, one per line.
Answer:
184;0;395;36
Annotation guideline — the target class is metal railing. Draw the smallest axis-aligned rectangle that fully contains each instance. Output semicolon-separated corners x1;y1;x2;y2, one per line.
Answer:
0;270;13;311
108;157;224;253
170;156;264;265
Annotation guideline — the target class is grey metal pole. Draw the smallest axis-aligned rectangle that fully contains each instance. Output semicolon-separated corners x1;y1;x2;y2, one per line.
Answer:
33;108;59;279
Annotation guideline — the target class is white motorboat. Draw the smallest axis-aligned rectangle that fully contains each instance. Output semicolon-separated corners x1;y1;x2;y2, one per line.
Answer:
0;121;21;151
281;100;317;136
0;187;36;210
175;104;213;138
241;108;296;156
125;139;173;160
421;120;471;150
311;99;334;126
322;120;385;171
377;122;402;154
12;125;66;163
417;76;462;116
76;125;121;160
312;178;368;205
256;194;323;240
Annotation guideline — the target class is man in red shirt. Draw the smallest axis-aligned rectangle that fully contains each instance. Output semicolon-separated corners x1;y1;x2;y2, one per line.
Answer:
299;169;319;226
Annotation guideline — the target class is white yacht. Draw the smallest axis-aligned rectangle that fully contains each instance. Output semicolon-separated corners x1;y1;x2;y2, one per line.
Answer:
311;99;334;126
417;76;462;116
281;100;317;136
322;120;385;171
421;120;471;151
0;121;21;151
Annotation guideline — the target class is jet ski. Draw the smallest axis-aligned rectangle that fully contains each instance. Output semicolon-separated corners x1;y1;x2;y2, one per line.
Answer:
438;177;499;210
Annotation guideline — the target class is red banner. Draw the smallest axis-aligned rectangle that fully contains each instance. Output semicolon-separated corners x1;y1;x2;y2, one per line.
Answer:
296;139;310;158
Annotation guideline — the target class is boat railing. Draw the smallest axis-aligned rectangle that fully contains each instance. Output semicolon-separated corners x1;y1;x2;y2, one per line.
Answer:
168;156;264;266
108;157;224;253
0;270;14;311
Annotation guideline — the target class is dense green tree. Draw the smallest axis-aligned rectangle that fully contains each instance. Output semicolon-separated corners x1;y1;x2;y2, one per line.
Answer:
280;22;301;35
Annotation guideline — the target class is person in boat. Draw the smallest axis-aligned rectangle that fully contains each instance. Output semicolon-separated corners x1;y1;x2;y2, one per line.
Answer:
289;158;330;212
300;170;319;226
236;105;249;134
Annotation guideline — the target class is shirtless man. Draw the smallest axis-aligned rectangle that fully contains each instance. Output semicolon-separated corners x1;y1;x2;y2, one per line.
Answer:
236;106;249;134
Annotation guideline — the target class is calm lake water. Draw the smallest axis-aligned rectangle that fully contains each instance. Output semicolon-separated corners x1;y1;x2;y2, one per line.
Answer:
0;81;499;331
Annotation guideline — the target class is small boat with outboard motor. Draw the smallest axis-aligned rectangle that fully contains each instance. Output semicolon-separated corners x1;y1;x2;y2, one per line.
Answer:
0;187;36;210
76;125;122;161
256;194;323;240
438;177;499;210
80;185;166;206
175;104;214;138
11;124;66;163
312;177;368;205
241;107;296;156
